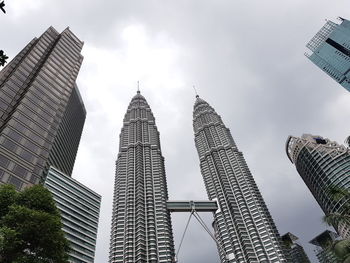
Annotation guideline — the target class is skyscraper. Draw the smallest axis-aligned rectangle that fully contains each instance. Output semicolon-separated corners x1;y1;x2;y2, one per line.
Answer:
48;84;86;176
286;134;350;238
0;26;84;190
309;230;341;263
45;166;101;263
193;95;286;263
305;17;350;92
109;91;175;263
281;232;311;263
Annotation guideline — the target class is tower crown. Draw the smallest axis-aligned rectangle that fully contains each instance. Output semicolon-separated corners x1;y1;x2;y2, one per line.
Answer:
193;96;209;109
131;91;146;102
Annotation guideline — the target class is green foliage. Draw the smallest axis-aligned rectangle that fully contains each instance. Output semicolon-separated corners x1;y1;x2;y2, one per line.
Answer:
0;226;23;261
17;184;60;216
0;50;8;66
0;184;70;263
0;184;17;218
323;186;350;263
334;240;350;259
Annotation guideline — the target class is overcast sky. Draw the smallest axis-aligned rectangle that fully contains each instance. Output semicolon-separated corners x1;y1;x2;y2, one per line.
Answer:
2;1;350;262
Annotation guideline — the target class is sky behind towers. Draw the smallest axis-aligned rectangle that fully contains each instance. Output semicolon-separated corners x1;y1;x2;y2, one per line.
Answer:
1;1;350;262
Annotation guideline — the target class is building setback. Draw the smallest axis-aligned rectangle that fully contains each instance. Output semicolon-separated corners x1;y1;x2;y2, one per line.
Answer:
109;91;175;263
48;84;86;176
286;134;350;238
192;95;286;263
281;232;311;263
45;167;101;263
0;26;84;190
306;17;350;92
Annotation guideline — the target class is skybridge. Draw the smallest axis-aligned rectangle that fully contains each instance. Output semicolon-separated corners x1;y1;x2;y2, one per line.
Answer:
166;200;234;262
166;200;218;213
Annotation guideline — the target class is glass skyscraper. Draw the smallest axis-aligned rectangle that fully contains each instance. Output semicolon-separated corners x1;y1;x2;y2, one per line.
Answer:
45;166;101;263
305;17;350;91
286;134;350;239
109;91;175;263
0;26;101;262
0;26;84;190
48;84;86;176
193;95;286;263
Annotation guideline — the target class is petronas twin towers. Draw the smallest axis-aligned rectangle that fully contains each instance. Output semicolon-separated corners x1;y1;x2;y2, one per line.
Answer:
109;91;175;262
109;91;286;263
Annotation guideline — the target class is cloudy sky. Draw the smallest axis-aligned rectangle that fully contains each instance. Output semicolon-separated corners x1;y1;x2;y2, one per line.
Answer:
2;0;350;262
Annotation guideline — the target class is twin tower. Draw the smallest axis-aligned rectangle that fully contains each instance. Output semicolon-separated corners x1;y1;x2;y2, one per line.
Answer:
109;91;287;263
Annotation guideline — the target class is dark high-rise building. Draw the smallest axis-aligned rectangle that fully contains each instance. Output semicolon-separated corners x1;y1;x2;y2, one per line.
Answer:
281;232;311;263
309;230;341;263
109;91;175;263
305;17;350;92
286;134;350;238
192;95;286;262
48;84;86;175
0;26;84;190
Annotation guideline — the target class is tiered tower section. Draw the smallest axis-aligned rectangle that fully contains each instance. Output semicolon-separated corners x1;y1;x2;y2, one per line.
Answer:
193;96;286;263
109;91;175;263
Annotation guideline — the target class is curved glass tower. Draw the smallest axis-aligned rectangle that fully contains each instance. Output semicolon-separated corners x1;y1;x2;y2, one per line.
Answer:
286;134;350;238
193;95;286;263
109;91;175;263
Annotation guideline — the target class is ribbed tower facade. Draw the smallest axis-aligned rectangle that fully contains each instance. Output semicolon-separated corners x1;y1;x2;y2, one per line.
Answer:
193;96;286;263
0;26;84;190
109;91;175;263
286;134;350;238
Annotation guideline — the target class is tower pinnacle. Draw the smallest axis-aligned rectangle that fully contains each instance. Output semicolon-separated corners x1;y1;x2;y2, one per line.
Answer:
137;80;140;94
192;85;199;98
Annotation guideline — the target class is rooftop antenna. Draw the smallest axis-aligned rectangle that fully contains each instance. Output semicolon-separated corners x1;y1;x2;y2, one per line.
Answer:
137;81;140;94
193;85;199;98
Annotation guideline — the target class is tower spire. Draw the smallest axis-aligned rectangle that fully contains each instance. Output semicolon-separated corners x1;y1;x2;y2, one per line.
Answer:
137;81;140;94
193;85;199;98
